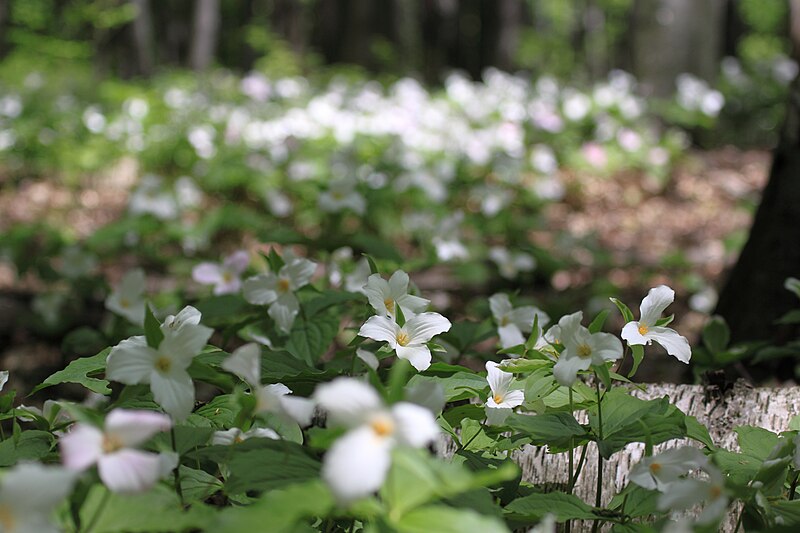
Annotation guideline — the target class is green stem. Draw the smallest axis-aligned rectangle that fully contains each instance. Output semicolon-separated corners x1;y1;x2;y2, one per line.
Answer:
592;380;604;533
570;444;589;493
83;489;111;533
459;419;487;451
171;427;184;506
566;387;575;533
791;471;800;501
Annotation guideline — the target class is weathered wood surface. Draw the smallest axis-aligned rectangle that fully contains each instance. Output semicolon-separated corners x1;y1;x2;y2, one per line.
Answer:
443;381;800;532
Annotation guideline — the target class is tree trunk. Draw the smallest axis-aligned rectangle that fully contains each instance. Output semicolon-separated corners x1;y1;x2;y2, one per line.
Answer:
442;382;795;532
130;0;155;76
714;73;800;345
189;0;221;71
631;0;725;97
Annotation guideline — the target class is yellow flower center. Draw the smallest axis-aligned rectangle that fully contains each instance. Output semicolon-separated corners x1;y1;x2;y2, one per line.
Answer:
499;316;510;327
370;416;395;437
120;297;130;309
577;343;592;358
396;331;410;347
638;324;649;335
102;434;123;454
493;394;504;404
222;271;234;283
0;504;15;531
384;298;395;314
155;356;172;373
709;485;723;500
649;462;662;474
331;190;344;200
277;278;291;293
234;435;245;444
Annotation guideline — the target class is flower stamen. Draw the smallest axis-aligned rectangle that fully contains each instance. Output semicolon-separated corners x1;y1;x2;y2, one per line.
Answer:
155;356;171;373
577;344;592;358
396;331;410;347
638;324;649;336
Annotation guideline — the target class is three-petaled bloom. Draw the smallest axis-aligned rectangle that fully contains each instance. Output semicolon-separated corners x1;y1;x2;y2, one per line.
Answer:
221;343;315;426
489;293;549;350
629;446;708;491
621;285;691;364
106;306;213;420
105;269;146;326
363;270;430;320
0;463;77;533
358;312;451;371
552;311;623;386
243;257;316;334
314;378;440;503
485;361;525;426
192;250;250;295
211;426;279;445
60;409;172;493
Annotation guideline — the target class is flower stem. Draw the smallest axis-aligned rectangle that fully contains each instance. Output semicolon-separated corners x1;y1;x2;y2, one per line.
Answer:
83;488;111;533
592;379;604;533
791;471;800;500
171;426;184;506
459;419;487;451
566;387;575;533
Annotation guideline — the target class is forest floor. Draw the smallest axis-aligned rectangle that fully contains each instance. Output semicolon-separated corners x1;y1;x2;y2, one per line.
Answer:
0;148;771;391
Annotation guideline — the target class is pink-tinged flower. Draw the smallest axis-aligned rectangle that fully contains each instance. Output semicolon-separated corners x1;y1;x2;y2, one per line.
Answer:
358;312;452;371
0;463;77;533
192;251;250;295
582;142;608;168
621;285;691;364
60;409;172;493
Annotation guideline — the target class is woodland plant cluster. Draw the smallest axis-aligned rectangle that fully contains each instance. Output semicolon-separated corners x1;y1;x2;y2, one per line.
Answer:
3;65;800;533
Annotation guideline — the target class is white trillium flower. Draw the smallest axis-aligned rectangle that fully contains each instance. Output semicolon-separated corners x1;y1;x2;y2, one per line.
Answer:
344;258;372;294
0;463;77;533
0;371;7;392
485;361;524;426
657;464;728;525
552;311;623;387
211;426;279;445
105;269;146;326
358;312;452;371
60;409;172;493
318;178;366;215
621;285;691;364
314;378;440;502
192;250;250;295
221;343;315;426
629;446;709;491
106;306;213;420
363;271;430;320
243;257;317;334
489;247;537;280
489;293;549;350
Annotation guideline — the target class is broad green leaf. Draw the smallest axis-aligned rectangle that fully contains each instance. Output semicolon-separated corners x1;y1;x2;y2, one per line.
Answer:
0;430;55;466
505;491;597;522
608;483;660;518
302;290;361;318
144;304;164;349
194;294;252;326
735;426;779;460
407;371;486;402
686;416;716;450
284;311;339;365
610;297;634;323
506;412;589;451
178;465;223;502
31;348;111;395
395;504;510;533
588;309;610;333
628;345;645;378
213;480;334;533
702;316;730;354
225;440;321;493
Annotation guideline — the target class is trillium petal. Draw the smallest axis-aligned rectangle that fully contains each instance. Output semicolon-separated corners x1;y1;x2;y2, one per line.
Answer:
106;336;156;385
502;389;525;408
279;395;316;427
391;402;440;448
159;323;213;362
497;323;525;349
588;332;623;364
489;293;513;321
283;258;316;289
657;478;709;512
60;424;104;471
222;343;262;388
150;369;195;421
621;321;648;346
224;250;250;273
553;353;591;387
511;306;549;332
211;428;242;445
387;270;410;298
321;426;392;503
243;274;279;305
192;263;223;285
314;377;383;427
364;274;391;316
214;277;242;296
98;449;163;493
104;409;172;448
358;315;399;344
162;305;202;330
556;311;584;348
1;463;77;511
244;427;280;440
397;294;430;317
485;361;512;397
395;345;432;371
640;285;675;326
648;327;692;363
355;348;380;370
119;269;146;299
269;292;300;334
405;312;452;343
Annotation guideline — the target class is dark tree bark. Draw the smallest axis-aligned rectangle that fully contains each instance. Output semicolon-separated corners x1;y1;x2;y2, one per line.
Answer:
189;0;220;71
131;0;155;76
715;73;800;344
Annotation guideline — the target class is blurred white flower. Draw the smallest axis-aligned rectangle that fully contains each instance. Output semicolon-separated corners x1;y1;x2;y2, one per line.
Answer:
193;250;250;295
489;293;549;351
629;446;708;491
318;178;366;215
211;426;279;445
243;257;316;334
0;463;77;533
363;270;429;320
105;269;146;326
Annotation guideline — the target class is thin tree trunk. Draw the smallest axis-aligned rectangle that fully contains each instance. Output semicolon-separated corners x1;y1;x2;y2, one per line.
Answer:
131;0;155;76
190;0;221;71
442;382;794;532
